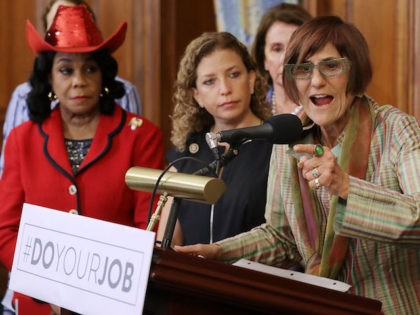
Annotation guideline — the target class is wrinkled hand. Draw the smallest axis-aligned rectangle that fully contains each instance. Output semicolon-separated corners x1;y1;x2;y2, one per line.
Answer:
174;243;222;260
293;144;349;199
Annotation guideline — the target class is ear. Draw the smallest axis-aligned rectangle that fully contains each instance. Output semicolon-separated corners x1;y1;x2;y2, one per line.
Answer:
192;88;204;108
248;70;256;93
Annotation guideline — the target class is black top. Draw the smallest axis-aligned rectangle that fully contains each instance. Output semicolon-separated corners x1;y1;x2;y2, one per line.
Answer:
65;138;92;175
167;130;273;245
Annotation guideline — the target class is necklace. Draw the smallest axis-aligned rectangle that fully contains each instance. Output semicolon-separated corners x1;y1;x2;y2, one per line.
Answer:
271;91;276;114
272;90;315;131
271;90;302;115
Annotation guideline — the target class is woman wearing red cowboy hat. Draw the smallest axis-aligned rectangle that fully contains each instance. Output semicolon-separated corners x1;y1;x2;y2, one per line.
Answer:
0;4;163;314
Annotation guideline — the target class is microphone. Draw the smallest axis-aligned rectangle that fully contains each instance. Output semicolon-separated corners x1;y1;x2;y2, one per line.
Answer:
209;114;303;145
205;132;220;160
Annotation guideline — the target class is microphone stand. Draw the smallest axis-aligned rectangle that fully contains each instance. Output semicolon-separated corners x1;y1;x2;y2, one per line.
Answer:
160;148;238;248
193;147;237;177
161;197;181;249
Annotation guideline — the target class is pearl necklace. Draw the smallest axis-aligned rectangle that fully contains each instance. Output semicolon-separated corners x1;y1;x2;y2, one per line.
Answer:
271;91;302;115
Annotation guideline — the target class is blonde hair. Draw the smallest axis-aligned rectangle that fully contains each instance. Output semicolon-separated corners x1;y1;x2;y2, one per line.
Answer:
171;32;271;151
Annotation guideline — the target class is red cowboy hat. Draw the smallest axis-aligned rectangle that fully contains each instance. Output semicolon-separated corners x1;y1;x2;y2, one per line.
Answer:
26;4;127;54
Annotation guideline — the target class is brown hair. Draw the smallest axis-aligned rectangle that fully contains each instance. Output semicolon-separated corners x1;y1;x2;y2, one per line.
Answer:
251;3;312;85
171;32;271;151
283;15;372;103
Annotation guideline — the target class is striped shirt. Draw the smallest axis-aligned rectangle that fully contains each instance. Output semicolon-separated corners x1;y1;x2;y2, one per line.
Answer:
218;102;420;314
0;77;142;175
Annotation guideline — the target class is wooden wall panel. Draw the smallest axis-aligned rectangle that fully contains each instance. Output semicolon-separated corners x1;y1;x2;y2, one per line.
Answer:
93;0;134;85
351;1;407;112
0;1;36;133
133;0;161;122
160;0;216;154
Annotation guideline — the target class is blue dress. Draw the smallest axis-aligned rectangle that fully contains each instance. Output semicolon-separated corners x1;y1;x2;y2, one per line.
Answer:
167;130;272;245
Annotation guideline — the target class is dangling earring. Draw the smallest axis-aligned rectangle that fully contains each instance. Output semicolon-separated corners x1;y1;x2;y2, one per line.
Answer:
48;91;57;101
100;87;110;97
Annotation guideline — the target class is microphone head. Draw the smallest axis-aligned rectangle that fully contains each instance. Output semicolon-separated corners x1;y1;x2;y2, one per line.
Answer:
265;114;303;144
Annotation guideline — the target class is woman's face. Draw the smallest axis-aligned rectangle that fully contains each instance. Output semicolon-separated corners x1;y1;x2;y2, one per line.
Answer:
264;21;299;87
50;52;102;117
295;42;354;128
192;48;255;127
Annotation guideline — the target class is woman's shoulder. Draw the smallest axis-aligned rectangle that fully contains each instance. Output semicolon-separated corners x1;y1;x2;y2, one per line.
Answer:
371;101;418;131
11;118;37;132
166;131;208;161
366;97;419;143
7;119;38;143
124;111;162;134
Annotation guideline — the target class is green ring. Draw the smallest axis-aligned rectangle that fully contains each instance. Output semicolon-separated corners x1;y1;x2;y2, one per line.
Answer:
314;144;324;157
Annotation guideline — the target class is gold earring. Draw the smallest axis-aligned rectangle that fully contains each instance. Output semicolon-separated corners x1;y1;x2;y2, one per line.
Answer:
100;87;110;97
48;91;57;101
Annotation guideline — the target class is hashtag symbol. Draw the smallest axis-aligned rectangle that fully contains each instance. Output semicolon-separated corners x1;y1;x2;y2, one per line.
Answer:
23;236;32;263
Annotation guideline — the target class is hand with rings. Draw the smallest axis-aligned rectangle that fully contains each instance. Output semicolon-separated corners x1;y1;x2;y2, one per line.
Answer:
312;168;321;190
292;143;350;199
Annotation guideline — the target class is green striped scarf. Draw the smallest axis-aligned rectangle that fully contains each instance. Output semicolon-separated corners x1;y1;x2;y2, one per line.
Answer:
291;96;374;278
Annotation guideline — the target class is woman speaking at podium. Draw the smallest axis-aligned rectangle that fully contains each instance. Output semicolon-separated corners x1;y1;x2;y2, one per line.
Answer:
175;16;420;314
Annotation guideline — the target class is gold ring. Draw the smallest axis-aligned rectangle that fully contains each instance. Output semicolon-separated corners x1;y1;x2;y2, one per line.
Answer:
314;144;324;157
314;178;321;190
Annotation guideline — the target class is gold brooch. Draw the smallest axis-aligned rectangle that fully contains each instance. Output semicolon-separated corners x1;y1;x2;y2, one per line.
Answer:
129;117;143;130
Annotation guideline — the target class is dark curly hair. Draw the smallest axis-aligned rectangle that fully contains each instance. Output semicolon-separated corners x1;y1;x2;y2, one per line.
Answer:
27;49;125;123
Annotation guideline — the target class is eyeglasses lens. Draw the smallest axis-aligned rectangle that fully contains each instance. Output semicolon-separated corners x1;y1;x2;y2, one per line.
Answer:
288;58;349;80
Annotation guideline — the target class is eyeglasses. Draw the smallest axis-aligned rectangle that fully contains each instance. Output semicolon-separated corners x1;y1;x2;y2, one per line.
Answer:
285;57;351;80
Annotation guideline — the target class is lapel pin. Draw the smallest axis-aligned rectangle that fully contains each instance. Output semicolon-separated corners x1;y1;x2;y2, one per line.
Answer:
189;143;199;154
129;117;143;130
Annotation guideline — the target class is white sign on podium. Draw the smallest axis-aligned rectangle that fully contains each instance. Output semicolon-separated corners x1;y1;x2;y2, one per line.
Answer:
10;203;155;315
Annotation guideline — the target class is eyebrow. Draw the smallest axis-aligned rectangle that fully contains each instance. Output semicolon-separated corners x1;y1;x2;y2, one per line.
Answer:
198;65;240;78
302;56;342;63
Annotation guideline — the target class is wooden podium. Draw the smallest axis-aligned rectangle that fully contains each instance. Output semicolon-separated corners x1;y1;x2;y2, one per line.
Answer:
61;247;382;314
144;247;382;315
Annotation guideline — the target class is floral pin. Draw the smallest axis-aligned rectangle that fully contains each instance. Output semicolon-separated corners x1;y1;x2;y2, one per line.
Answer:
129;117;143;130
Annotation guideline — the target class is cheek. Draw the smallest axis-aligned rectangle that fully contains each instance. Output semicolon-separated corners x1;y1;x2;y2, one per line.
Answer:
193;90;205;107
51;80;65;94
296;81;309;95
267;54;282;68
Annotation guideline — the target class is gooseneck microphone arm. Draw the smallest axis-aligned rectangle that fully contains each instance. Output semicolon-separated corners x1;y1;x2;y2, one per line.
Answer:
193;146;238;176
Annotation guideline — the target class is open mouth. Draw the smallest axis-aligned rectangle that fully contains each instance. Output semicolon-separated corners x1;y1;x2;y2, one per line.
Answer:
310;95;333;106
